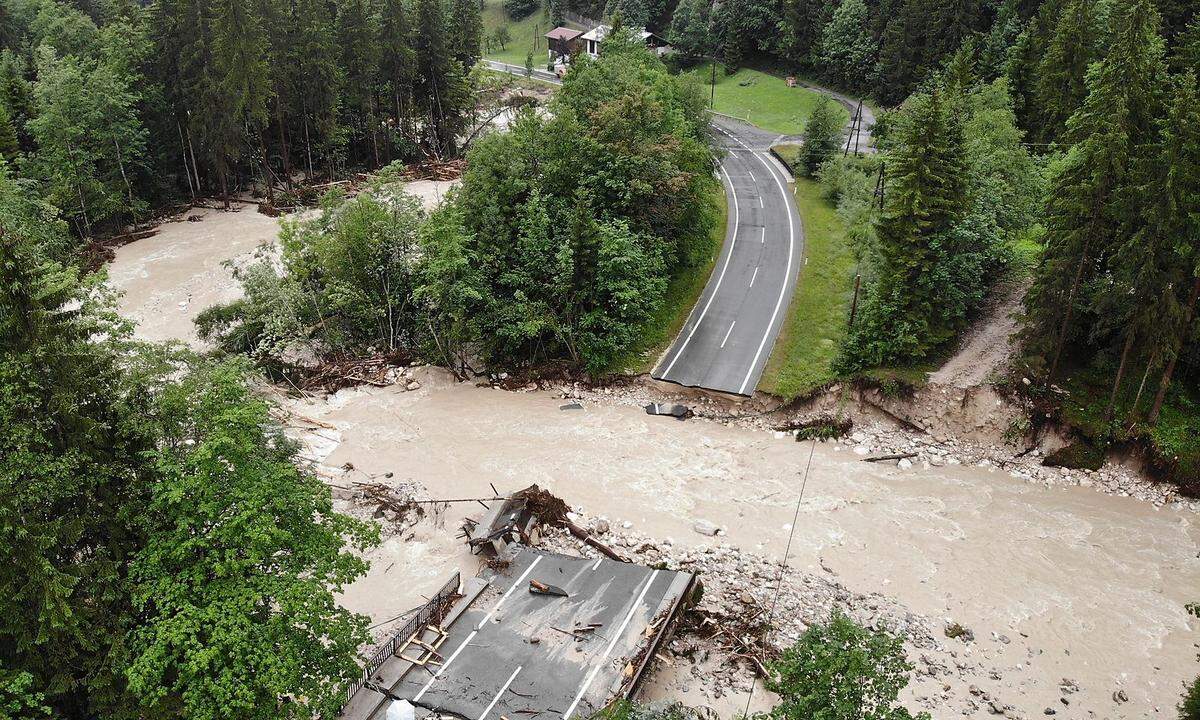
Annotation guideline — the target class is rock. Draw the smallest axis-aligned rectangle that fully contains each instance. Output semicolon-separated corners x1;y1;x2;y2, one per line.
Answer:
853;446;871;456
898;458;913;470
621;520;633;529
406;380;421;391
593;519;610;535
1043;709;1056;716
693;519;720;536
1113;689;1128;703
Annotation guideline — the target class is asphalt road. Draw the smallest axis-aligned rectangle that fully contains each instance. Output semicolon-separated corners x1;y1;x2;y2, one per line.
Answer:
484;60;871;397
651;117;804;396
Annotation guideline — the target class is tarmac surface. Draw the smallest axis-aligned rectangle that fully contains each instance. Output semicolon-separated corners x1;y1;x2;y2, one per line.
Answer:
651;117;805;395
351;548;694;720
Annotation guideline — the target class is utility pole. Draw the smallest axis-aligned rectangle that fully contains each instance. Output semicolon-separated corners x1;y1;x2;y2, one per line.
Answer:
848;274;862;327
710;61;716;109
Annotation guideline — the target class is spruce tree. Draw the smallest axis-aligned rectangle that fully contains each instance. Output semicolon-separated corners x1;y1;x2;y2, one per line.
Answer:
1032;0;1102;142
0;102;17;163
798;95;843;175
200;0;271;204
337;0;382;167
450;0;483;69
1024;0;1167;382
281;0;343;179
841;88;968;368
380;0;415;153
1139;72;1200;423
413;0;471;156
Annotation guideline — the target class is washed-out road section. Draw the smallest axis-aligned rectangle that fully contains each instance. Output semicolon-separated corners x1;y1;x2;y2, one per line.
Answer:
651;117;803;395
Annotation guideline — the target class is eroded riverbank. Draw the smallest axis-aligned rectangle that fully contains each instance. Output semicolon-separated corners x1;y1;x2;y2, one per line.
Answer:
106;205;1200;719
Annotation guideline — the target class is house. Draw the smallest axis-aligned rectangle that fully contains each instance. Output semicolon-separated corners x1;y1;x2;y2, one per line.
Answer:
577;24;671;58
544;26;584;61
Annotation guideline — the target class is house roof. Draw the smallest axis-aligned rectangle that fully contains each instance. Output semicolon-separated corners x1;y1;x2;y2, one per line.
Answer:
579;24;653;43
545;26;584;41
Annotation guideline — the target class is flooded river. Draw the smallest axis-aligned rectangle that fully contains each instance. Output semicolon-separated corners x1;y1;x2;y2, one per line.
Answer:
108;206;1200;719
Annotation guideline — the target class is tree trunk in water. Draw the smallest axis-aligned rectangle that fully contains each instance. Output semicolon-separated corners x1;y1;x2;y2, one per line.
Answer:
1105;332;1135;421
1148;274;1200;424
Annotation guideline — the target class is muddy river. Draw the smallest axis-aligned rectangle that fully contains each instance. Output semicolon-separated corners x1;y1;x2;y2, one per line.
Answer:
107;206;1200;719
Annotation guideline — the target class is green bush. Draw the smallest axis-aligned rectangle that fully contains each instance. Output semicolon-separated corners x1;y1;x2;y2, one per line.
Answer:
1181;676;1200;720
504;0;538;19
767;611;929;720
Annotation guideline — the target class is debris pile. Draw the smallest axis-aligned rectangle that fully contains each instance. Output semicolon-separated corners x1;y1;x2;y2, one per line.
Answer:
402;158;466;181
297;355;416;392
537;521;1048;715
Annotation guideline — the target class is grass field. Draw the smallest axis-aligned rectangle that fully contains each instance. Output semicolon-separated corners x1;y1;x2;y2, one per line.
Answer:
482;0;579;68
684;62;849;136
757;154;857;399
621;182;728;374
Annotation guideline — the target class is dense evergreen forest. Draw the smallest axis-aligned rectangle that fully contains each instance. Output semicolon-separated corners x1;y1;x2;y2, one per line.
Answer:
0;0;483;237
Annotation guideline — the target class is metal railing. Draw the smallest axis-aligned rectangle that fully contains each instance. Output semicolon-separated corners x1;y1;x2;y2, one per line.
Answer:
339;571;462;711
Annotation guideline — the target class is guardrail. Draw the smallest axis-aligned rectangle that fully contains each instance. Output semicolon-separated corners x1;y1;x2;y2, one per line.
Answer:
338;571;462;711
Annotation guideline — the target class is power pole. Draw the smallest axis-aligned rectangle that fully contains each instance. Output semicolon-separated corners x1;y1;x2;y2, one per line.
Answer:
710;61;716;109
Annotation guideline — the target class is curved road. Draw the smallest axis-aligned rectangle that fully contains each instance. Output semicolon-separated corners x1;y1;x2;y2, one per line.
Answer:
483;59;870;396
650;117;803;396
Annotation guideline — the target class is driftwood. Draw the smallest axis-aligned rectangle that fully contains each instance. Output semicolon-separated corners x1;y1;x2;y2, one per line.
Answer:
862;452;918;463
565;520;627;563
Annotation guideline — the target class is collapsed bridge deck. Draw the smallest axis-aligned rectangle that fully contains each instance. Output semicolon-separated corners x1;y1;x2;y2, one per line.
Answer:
341;546;695;720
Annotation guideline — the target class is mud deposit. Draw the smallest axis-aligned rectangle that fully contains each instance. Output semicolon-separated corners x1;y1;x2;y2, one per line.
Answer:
106;212;1200;720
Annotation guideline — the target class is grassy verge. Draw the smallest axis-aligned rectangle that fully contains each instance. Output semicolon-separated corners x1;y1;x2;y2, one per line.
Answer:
757;156;857;399
482;0;579;68
682;62;849;135
619;181;727;374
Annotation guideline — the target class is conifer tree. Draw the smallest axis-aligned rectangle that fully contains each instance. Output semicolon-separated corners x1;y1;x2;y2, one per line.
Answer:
0;102;18;163
413;0;471;156
200;0;271;204
281;0;343;179
450;0;484;69
840;88;968;368
337;0;382;167
1139;72;1200;423
798;95;843;175
380;0;415;151
1032;0;1102;142
1024;0;1167;382
669;0;711;58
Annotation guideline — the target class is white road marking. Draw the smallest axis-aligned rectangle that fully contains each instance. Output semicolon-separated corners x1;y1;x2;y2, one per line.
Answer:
415;555;545;701
760;227;765;244
721;322;736;348
479;666;522;720
748;170;756;181
758;196;764;208
749;267;758;287
738;152;796;396
562;570;661;719
590;558;602;571
476;555;543;630
656;164;740;378
413;629;478;701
